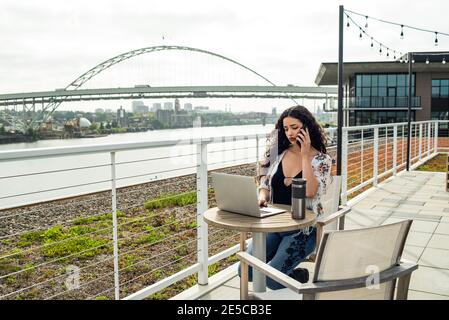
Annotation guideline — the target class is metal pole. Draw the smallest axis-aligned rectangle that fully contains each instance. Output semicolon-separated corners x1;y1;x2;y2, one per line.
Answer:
197;140;209;285
341;129;348;205
434;121;439;153
406;52;413;171
110;152;120;300
374;128;379;186
393;125;398;176
337;5;344;176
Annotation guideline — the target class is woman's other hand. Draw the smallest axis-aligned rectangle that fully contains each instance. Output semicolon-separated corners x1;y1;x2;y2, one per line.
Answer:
258;197;268;207
258;188;269;207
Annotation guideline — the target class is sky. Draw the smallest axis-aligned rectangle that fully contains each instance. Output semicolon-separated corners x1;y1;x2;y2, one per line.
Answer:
1;0;449;113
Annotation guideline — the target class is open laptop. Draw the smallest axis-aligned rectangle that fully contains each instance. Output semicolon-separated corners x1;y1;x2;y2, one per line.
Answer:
211;172;286;218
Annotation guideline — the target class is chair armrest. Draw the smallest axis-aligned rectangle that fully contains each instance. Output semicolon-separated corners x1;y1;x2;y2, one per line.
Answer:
316;205;351;227
237;252;305;293
237;251;418;296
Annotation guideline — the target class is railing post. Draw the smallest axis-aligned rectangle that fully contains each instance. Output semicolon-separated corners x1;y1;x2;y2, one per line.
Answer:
360;129;364;182
434;121;439;153
419;123;423;160
197;140;209;285
384;127;388;172
373;128;379;187
256;136;260;165
393;125;398;176
341;129;348;205
427;122;431;158
110;152;120;300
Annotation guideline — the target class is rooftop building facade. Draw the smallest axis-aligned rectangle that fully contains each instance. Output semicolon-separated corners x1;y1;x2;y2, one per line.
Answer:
315;51;449;126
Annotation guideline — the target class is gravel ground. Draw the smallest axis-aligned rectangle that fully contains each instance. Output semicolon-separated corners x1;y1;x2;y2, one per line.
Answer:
0;163;257;238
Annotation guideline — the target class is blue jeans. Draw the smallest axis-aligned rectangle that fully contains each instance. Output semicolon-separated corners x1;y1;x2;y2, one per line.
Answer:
238;227;316;290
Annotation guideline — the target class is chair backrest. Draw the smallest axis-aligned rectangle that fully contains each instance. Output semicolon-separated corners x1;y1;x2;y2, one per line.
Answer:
312;220;412;300
319;175;341;231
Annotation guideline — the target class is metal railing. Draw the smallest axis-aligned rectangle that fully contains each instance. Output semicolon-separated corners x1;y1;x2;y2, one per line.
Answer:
0;131;271;300
0;120;447;300
340;120;448;204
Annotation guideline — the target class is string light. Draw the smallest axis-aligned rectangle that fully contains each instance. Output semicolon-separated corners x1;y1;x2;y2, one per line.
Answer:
345;13;395;59
346;9;449;65
345;9;449;49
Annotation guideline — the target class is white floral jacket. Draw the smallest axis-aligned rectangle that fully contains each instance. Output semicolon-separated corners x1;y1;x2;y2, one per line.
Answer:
257;130;332;220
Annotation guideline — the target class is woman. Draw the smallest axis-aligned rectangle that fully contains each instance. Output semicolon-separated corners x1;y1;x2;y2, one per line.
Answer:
238;105;332;290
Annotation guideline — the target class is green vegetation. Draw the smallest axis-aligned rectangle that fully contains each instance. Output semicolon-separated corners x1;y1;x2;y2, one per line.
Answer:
144;192;197;210
73;211;125;225
2;187;233;300
137;225;166;244
17;223;112;262
41;235;110;260
416;154;447;172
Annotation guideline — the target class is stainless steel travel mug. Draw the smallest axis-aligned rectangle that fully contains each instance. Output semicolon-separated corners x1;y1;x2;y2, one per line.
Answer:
291;178;306;219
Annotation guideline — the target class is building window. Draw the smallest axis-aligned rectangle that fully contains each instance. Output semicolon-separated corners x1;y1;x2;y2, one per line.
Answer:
354;73;416;108
431;79;449;98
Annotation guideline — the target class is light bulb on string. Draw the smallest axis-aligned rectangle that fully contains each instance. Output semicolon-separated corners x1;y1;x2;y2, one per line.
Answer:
394;51;396;60
365;16;369;28
443;57;446;64
426;57;430;64
400;25;404;39
387;49;389;58
359;27;363;40
379;44;382;55
346;15;350;27
435;32;439;46
412;57;415;63
370;37;374;48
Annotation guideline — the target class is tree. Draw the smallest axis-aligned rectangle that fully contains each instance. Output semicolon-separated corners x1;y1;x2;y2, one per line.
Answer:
149;118;164;130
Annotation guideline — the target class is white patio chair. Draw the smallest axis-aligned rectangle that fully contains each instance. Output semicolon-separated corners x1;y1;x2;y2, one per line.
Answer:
238;220;417;300
306;175;349;262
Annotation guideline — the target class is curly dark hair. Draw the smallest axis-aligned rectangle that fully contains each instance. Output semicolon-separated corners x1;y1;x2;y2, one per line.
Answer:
259;105;328;173
275;105;328;155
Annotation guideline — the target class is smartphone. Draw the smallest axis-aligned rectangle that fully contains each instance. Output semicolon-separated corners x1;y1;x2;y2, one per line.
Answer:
296;125;307;145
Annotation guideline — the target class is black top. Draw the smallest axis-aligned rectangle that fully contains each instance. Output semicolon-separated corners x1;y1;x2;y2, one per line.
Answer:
271;160;302;205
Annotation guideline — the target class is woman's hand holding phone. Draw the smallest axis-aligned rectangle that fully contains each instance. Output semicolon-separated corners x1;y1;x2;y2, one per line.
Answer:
296;126;312;157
